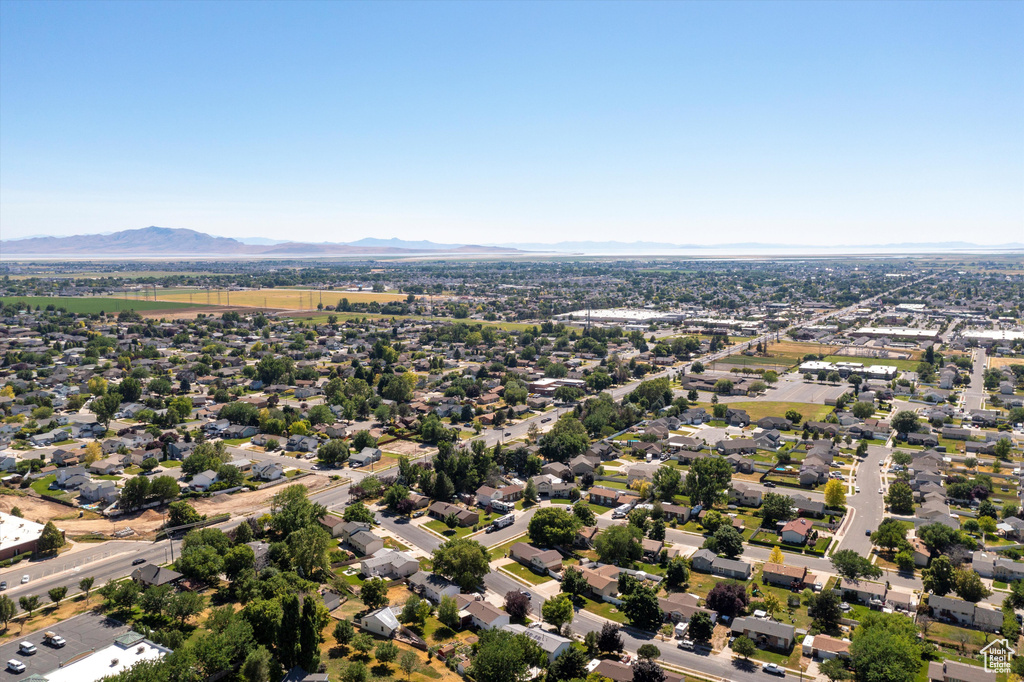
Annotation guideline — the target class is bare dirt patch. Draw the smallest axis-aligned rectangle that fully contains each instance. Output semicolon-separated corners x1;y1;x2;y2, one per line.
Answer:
0;476;327;538
988;356;1024;370
380;439;437;457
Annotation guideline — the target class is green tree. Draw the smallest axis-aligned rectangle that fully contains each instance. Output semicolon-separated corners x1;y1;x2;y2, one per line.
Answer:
830;550;882;581
891;410;919;435
166;590;205;625
922;555;956;596
538;415;589;462
271;484;326;535
548;645;588;682
652;465;682;501
819;658;851;682
343;502;374;524
527;507;581;547
622;584;663;632
572;500;596;526
299;595;325;673
688;610;714;643
438;594;460;630
431;538;491;591
870;518;908;552
665;557;690;587
0;595;15;630
594;523;643;564
683;456;732;509
808;590;843;633
953;568;992;602
849;612;921;682
703;525;744;558
885;481;915;515
761;492;795;525
375;640;399;668
288;525;331;577
78;577;95;601
351;632;374;657
560;566;589;602
732;635;756;659
469;629;543;682
18;594;40;618
241;646;272;682
541;595;574;634
37;521;65;554
361;578;388;609
140;584;173;616
342;661;369;682
851;401;875;419
333;618;355;646
47;586;67;607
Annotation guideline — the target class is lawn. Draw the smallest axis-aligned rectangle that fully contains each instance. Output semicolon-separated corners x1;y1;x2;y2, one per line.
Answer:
30;474;62;498
0;295;205;314
500;562;553;585
580;595;627;623
424;519;488;541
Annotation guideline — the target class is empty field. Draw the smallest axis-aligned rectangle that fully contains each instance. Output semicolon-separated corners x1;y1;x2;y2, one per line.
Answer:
823;354;921;371
693;401;834;422
151;288;407;309
0;295;204;314
988;356;1024;369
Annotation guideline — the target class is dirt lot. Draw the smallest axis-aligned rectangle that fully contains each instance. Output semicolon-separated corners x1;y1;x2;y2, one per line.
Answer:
380;439;437;457
988;356;1024;370
137;305;281;320
0;476;327;538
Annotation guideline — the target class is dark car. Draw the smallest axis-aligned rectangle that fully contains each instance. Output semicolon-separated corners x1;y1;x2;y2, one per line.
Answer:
764;482;776;488
132;558;147;566
0;582;6;591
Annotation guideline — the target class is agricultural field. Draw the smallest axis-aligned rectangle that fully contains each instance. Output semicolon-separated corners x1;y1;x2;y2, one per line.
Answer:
0;295;204;314
151;288;407;309
296;312;536;331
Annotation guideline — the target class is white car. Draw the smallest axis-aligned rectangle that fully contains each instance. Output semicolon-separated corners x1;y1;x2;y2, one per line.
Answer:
20;575;29;584
855;486;861;494
17;643;35;655
878;488;884;494
7;659;25;673
762;662;785;676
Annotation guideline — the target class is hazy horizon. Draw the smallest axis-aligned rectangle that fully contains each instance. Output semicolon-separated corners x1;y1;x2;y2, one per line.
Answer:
1;1;1022;245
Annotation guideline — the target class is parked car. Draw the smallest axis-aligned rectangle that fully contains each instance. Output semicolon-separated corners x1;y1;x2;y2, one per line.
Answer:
132;558;146;566
0;581;7;591
764;482;776;488
678;639;694;650
762;662;785;676
43;632;65;648
7;660;25;673
18;642;35;655
20;575;29;584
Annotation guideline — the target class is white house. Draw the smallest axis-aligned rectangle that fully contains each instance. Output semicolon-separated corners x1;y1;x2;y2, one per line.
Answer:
190;469;218;491
359;606;400;637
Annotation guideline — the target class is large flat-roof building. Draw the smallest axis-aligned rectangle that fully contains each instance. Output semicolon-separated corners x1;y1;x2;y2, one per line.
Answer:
38;632;170;682
0;512;50;561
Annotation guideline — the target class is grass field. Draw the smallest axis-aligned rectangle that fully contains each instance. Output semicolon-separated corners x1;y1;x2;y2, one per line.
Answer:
151;288;406;309
0;295;205;314
693;401;833;422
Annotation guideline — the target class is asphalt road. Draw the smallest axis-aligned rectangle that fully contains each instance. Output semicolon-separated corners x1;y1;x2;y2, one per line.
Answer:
835;444;888;556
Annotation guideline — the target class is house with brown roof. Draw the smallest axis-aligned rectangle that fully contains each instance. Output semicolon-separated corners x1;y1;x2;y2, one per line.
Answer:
509;543;563;574
579;564;620;599
762;562;808;589
427;501;479;527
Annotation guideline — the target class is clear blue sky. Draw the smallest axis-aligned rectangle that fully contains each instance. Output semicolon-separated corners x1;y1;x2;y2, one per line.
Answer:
1;1;1022;245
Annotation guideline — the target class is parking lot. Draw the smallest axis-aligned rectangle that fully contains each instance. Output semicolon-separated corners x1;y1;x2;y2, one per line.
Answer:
0;612;130;678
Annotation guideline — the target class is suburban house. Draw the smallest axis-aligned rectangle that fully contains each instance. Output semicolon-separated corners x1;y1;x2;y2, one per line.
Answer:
359;607;400;638
349;530;386;556
729;482;763;507
927;660;996;682
465;599;509;631
131;565;183;588
427;501;479;527
929;595;1002;632
780;518;816;545
802;634;851;661
836;578;887;606
509;542;563;574
762;563;808;589
318;514;347;538
475;483;524;507
360;548;419;579
731;617;796;650
658;593;717;624
972;552;1024;582
190;469;219;491
579;564;620;599
501;624;572;663
253;461;284;481
350;447;383;467
80;479;119;504
409;571;461;604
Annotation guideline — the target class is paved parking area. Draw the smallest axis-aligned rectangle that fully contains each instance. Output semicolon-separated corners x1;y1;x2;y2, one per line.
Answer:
0;612;130;679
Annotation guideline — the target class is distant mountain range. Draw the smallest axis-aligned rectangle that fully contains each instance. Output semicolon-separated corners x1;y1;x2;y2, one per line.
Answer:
1;227;524;256
2;227;1021;257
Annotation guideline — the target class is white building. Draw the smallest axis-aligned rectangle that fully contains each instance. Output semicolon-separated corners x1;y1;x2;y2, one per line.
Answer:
41;632;170;682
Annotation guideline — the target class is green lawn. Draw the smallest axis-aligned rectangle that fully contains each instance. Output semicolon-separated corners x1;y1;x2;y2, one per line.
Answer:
692;401;834;423
424;519;487;541
30;474;60;497
0;295;205;314
580;595;627;623
500;562;553;585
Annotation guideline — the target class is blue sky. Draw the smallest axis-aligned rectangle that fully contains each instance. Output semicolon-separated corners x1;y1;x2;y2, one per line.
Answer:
1;1;1022;245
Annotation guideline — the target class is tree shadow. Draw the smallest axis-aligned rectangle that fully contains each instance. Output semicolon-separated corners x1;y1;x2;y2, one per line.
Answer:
431;626;456;642
731;657;756;673
370;664;393;677
328;645;349;659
